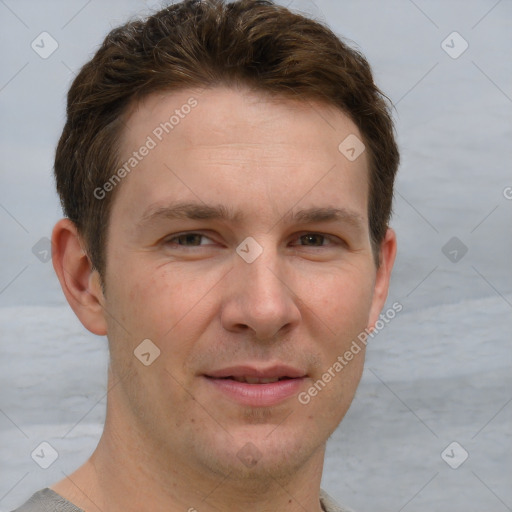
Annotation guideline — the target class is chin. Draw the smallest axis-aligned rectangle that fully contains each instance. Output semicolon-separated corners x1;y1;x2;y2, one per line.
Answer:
191;419;326;484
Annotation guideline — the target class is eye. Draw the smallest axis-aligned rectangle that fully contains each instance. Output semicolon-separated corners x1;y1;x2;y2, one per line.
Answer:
298;233;330;246
295;233;345;247
165;232;215;247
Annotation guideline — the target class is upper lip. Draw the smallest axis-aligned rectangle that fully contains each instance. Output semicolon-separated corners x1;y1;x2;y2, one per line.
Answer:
205;365;307;379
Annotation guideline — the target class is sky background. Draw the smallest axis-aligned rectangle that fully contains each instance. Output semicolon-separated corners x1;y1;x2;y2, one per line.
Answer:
1;1;511;511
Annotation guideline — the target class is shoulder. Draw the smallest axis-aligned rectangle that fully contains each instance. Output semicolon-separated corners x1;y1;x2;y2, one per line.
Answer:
320;489;357;512
15;487;351;512
10;488;84;512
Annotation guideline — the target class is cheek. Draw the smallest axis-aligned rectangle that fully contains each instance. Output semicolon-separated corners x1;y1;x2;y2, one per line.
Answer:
305;266;375;337
109;256;175;317
104;265;205;400
110;262;220;357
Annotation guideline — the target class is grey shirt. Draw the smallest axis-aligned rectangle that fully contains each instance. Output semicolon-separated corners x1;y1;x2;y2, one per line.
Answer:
11;488;353;512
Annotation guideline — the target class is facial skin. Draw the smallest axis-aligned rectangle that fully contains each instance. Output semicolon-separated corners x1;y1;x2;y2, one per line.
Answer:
52;86;396;512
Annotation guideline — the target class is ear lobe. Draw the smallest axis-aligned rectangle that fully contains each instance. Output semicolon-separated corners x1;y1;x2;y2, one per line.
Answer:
52;218;107;336
367;227;397;329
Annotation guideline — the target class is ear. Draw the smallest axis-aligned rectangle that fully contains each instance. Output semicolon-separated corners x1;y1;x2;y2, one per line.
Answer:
367;227;397;329
52;218;107;336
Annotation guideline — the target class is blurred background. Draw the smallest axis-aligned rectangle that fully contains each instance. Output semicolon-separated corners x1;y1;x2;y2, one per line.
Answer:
0;1;511;511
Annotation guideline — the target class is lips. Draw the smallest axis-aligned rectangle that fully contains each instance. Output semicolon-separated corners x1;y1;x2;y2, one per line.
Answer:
203;365;307;407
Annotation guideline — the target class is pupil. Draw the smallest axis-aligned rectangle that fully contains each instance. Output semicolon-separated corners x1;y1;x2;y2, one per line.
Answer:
303;234;322;246
181;234;201;245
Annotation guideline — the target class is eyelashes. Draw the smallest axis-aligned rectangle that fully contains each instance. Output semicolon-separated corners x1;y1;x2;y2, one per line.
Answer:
163;231;346;249
166;233;216;247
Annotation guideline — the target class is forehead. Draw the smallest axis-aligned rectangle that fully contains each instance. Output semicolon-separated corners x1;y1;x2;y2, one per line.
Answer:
113;86;369;226
123;86;359;150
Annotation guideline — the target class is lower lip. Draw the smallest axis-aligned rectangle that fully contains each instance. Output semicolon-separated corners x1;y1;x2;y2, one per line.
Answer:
204;377;306;407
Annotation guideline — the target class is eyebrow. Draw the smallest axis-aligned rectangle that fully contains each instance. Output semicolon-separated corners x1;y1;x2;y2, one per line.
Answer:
138;202;243;226
137;201;365;230
281;206;365;230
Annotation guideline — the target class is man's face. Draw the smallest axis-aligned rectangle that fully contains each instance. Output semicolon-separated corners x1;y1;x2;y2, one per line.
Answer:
100;86;390;481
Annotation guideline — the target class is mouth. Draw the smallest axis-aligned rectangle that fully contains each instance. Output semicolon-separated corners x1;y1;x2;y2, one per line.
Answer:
203;365;307;406
204;364;306;383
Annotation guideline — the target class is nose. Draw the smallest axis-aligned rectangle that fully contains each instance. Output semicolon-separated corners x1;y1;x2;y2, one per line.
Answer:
220;246;301;341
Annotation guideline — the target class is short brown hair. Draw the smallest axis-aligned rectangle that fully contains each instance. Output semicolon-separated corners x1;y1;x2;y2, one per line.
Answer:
55;0;399;275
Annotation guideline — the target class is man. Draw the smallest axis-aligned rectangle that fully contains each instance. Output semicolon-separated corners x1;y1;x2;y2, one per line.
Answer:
13;0;398;511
